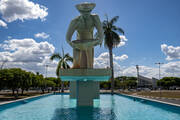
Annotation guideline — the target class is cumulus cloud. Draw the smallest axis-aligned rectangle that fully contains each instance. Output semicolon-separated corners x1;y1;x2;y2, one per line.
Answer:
117;35;128;47
93;52;180;78
122;61;180;78
162;61;180;75
0;0;48;22
94;52;128;76
0;38;57;77
161;44;180;60
122;66;159;78
0;19;7;28
114;54;128;61
34;32;50;39
94;52;128;67
7;36;12;39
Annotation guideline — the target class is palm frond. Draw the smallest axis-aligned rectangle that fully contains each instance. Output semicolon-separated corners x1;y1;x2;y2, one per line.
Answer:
50;53;62;61
104;30;121;48
64;54;73;62
56;61;61;76
111;31;121;48
110;16;119;25
103;15;124;49
112;26;124;35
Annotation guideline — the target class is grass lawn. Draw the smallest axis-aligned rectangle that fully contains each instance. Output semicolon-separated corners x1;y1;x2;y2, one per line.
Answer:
137;90;180;99
116;90;180;99
0;91;49;102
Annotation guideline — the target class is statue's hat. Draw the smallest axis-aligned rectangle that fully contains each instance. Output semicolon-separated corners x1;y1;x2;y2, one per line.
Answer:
76;2;96;12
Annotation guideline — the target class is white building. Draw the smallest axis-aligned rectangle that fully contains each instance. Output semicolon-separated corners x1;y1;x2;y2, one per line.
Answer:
138;75;158;89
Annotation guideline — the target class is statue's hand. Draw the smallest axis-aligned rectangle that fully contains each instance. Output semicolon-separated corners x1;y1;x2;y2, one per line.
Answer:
93;39;102;46
69;42;77;48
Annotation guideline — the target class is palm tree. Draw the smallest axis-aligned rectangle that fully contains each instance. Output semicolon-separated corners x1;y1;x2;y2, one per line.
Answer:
50;49;73;92
102;15;124;94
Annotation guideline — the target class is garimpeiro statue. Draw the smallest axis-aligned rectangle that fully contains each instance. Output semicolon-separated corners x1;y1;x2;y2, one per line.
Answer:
66;2;103;69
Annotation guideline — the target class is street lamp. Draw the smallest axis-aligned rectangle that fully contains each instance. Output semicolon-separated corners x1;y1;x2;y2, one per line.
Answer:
136;65;140;87
155;62;164;98
155;62;164;80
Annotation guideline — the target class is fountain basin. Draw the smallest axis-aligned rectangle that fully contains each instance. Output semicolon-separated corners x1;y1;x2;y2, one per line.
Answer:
59;68;112;81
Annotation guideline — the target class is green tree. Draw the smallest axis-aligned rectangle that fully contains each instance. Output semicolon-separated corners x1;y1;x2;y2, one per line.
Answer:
45;77;57;91
31;72;40;88
35;73;45;93
158;77;180;89
102;15;124;94
100;81;111;90
7;68;22;95
0;69;13;90
50;50;73;92
20;71;32;95
115;76;137;89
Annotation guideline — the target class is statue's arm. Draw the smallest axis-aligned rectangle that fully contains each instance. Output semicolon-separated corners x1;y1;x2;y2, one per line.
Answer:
66;19;77;47
93;15;104;44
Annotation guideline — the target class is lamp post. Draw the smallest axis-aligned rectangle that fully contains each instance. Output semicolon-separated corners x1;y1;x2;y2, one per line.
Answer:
155;62;164;80
136;65;140;87
155;62;164;98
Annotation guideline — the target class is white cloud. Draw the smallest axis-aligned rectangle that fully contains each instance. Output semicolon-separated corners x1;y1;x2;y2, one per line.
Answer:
94;52;128;67
162;61;180;75
0;38;56;77
161;44;180;60
122;66;159;78
34;32;50;39
0;0;48;22
94;52;128;76
93;52;180;78
114;54;128;61
122;61;180;78
7;36;12;39
117;35;128;47
0;19;7;28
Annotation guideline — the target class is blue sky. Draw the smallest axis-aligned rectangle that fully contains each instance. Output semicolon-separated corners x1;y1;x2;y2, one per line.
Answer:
0;0;179;78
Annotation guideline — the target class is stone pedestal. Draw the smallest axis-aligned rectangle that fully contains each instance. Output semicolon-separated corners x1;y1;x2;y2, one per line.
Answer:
70;81;99;100
59;69;111;106
77;81;99;106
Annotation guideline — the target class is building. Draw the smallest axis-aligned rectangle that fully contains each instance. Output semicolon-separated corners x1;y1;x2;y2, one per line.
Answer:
138;75;158;89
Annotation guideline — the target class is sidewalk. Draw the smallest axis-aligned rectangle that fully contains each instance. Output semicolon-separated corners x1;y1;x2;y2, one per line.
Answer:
135;95;180;105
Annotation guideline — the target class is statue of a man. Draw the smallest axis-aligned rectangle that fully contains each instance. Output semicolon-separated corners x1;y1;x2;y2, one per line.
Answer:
66;2;103;69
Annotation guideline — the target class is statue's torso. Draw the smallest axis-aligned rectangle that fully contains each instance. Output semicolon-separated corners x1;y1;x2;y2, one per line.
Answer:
76;15;95;40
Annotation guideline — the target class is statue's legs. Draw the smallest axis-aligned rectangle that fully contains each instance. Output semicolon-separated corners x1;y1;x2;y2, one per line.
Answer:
72;48;94;69
86;48;94;68
72;48;80;68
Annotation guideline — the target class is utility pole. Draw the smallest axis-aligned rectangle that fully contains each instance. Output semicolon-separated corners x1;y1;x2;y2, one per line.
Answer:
155;62;164;98
155;62;164;80
136;65;140;87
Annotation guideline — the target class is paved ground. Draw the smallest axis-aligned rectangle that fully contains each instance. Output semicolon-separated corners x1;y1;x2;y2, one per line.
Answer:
136;95;180;105
1;90;180;106
100;90;180;105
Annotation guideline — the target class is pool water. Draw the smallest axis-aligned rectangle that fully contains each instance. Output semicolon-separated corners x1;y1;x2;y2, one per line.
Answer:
0;94;180;120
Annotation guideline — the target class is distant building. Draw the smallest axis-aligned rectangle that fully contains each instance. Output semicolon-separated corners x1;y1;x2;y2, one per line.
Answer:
138;75;158;89
152;77;158;89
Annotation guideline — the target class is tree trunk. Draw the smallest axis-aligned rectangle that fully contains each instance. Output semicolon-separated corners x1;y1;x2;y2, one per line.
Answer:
12;89;15;95
61;81;64;93
109;48;114;94
16;89;19;96
21;89;24;95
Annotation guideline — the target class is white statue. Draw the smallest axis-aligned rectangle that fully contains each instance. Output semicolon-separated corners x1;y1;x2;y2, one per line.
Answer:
66;2;103;69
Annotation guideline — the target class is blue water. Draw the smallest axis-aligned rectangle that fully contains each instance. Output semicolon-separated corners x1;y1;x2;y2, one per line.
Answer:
0;94;180;120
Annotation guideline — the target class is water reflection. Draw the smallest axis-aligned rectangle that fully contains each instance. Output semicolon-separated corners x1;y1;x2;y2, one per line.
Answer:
51;107;117;120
